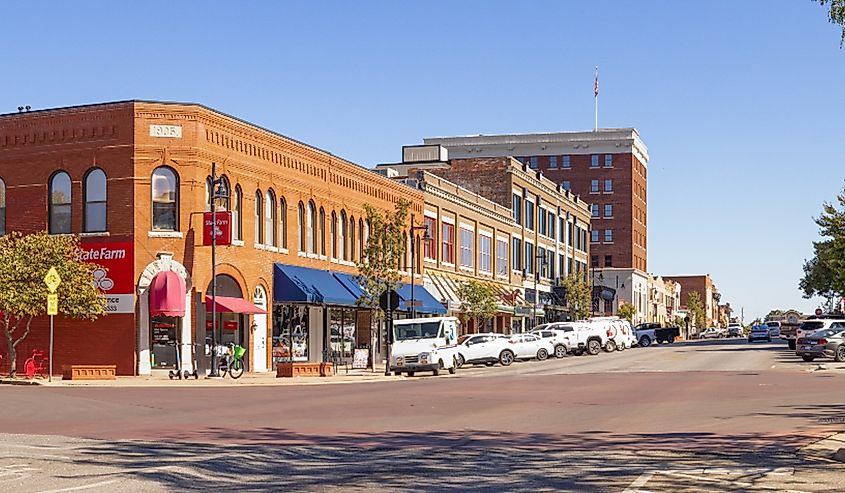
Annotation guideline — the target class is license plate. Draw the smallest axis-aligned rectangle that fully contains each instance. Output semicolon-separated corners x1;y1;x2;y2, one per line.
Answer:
802;346;811;350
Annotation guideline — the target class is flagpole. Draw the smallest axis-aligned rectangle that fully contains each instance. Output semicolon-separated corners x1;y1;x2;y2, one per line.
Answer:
594;66;599;131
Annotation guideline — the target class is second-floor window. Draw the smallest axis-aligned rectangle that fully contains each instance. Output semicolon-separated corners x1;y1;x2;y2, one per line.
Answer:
83;168;107;233
512;237;522;271
459;227;474;268
151;167;178;232
265;191;277;247
524;242;534;274
479;234;492;273
496;238;508;277
441;222;454;264
423;216;436;259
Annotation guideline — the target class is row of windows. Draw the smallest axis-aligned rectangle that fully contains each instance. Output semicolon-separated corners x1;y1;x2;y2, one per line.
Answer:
590;229;614;243
511;192;587;250
39;168;108;234
590;179;613;193
590;204;613;219
591;255;614;268
519;154;614;170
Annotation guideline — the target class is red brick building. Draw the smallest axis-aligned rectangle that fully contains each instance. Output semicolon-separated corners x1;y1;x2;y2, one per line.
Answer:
423;129;649;272
0;101;432;376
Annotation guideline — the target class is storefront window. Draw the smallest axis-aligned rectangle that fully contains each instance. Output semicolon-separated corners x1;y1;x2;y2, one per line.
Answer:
273;305;310;363
329;307;358;362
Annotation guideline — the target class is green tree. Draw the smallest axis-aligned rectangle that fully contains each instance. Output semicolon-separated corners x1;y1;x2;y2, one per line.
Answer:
687;291;707;329
800;186;845;311
617;302;636;323
356;199;410;370
815;0;845;46
561;273;591;321
456;280;498;332
764;309;785;321
672;316;685;328
0;232;105;377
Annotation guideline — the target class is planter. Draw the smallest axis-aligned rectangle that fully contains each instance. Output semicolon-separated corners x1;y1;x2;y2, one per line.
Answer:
62;365;117;380
276;362;322;378
319;362;334;377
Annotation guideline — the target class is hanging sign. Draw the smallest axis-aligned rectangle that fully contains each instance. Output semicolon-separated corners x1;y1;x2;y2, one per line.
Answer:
203;211;232;246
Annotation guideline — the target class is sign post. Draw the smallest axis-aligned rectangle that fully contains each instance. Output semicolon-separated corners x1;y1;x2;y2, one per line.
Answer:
44;267;61;383
379;289;400;376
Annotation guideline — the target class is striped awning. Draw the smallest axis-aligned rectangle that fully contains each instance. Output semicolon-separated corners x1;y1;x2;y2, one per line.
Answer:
425;272;526;314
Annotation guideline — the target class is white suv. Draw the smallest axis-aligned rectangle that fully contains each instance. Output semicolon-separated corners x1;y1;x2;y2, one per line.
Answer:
796;318;845;344
455;333;514;367
543;321;609;356
532;326;574;358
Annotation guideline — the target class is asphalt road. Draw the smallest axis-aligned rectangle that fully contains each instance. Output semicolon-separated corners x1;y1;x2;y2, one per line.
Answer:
2;338;845;492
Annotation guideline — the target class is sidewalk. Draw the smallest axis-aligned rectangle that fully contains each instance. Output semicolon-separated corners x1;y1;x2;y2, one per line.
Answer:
1;365;406;388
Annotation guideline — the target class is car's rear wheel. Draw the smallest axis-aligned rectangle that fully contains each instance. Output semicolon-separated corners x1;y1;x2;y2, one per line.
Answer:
604;340;617;353
788;340;796;350
587;339;601;355
455;354;465;368
836;347;845;363
554;345;568;358
499;350;515;366
639;336;651;348
801;355;815;362
666;336;675;344
536;348;549;361
448;360;457;374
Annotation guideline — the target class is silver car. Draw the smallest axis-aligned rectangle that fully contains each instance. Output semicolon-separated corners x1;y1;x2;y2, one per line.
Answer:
747;324;771;343
796;324;845;362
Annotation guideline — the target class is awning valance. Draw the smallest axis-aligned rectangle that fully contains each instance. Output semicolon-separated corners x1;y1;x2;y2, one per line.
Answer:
205;295;266;314
149;271;186;317
273;264;359;306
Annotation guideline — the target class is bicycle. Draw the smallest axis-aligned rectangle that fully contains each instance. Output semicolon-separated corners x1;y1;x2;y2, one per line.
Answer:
218;343;246;379
24;349;49;379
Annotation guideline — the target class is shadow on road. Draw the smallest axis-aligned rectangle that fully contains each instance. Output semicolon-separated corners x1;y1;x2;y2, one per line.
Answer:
60;428;843;492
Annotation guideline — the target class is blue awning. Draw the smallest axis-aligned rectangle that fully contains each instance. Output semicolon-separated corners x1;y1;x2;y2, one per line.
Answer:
397;282;447;314
273;264;358;306
332;272;365;302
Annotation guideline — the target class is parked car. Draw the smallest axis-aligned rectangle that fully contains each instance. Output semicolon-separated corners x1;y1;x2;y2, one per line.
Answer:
507;333;555;361
747;324;772;343
766;321;781;338
530;327;573;358
700;327;723;339
795;324;845;362
455;333;513;367
794;318;845;343
634;323;681;346
541;322;606;355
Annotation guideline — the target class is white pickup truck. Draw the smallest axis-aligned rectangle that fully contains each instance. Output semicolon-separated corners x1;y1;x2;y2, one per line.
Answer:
390;317;460;377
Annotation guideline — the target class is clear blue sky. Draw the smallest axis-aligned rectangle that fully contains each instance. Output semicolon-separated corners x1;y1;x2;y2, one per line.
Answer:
2;1;843;321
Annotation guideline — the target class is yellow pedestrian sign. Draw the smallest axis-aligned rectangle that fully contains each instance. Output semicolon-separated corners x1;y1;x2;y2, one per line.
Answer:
44;267;61;293
47;293;58;315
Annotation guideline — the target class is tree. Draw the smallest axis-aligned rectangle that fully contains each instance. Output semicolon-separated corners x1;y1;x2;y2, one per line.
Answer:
815;0;845;46
0;232;105;377
356;199;410;370
456;280;499;332
800;185;845;308
561;273;591;321
617;302;636;323
687;291;707;329
672;316;685;328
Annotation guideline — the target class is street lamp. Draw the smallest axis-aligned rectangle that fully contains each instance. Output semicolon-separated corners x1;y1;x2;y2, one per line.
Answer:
531;252;545;331
409;223;431;319
208;162;229;378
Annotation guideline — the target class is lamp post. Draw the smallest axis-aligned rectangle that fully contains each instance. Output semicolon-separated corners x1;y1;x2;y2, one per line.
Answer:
409;223;431;319
208;162;229;378
532;252;545;331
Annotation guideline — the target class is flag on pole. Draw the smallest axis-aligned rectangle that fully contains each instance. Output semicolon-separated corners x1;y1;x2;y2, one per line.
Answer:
594;66;599;97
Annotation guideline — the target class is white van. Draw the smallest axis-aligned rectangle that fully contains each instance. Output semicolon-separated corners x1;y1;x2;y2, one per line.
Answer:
390;317;459;376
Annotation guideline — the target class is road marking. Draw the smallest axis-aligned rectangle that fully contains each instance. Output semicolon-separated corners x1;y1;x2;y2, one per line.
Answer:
621;471;654;492
37;478;122;493
621;468;805;493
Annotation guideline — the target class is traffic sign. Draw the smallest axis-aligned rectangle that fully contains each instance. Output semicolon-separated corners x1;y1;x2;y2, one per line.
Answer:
815;308;823;317
47;293;58;315
44;267;61;293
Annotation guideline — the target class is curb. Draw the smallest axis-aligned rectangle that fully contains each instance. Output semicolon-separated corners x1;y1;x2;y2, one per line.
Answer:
0;378;43;386
797;432;845;463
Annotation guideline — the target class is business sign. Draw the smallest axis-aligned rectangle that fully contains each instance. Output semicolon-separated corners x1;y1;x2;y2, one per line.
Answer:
203;211;232;246
79;241;135;314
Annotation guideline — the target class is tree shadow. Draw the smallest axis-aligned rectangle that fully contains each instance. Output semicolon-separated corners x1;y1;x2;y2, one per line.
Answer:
52;428;844;492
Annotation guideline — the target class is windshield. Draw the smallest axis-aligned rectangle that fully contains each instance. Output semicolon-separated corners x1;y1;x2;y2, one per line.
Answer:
394;321;441;341
799;321;825;332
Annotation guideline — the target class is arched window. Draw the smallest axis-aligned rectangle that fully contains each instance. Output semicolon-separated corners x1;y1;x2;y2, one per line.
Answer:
49;171;73;234
319;207;326;256
151;167;178;231
297;201;306;252
232;185;243;241
349;216;356;263
358;218;364;263
307;201;316;254
83;168;107;233
279;197;288;249
339;210;347;261
254;190;263;243
215;175;230;211
265;190;276;246
0;177;6;236
331;211;338;259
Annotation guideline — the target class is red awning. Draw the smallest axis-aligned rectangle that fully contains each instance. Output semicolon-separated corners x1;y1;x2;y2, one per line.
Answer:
149;271;187;317
205;295;266;314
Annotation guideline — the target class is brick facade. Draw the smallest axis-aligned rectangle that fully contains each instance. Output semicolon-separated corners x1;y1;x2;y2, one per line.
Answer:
0;101;423;375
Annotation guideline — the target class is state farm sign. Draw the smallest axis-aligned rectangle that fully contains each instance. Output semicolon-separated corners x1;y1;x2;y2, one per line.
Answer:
203;211;232;246
79;241;135;314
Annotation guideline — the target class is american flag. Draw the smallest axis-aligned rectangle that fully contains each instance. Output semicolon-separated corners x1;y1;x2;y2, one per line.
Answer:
594;66;599;98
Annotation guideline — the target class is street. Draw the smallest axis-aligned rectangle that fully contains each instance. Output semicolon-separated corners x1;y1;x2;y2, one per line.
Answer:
2;339;845;492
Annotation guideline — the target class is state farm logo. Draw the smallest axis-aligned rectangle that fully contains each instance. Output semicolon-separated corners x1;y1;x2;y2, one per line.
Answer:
92;268;115;291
